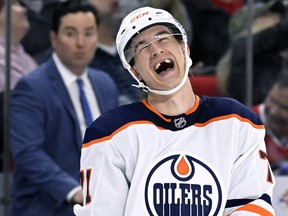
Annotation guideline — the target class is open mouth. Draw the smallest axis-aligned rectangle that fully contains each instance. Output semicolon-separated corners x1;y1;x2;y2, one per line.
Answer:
154;59;174;74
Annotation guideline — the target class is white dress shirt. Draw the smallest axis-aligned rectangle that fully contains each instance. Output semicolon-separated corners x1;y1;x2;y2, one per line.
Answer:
52;53;101;139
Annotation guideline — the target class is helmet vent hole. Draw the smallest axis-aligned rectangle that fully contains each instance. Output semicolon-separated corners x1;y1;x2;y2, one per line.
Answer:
148;17;152;21
132;26;136;29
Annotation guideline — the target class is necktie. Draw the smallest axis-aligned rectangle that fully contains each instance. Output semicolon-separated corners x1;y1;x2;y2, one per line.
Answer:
76;79;93;127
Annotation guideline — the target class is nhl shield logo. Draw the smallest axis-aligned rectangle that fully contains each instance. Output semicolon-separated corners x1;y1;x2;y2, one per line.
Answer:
174;117;186;128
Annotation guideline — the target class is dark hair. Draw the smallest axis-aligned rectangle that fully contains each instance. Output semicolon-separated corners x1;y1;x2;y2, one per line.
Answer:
51;0;100;33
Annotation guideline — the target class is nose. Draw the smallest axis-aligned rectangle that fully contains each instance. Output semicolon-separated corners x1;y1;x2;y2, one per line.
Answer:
150;42;164;57
76;35;85;47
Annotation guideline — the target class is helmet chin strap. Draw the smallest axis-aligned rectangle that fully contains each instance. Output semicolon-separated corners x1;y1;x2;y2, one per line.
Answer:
147;56;192;95
129;46;193;96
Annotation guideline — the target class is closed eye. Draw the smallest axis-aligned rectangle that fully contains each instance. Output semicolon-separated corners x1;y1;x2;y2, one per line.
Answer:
138;43;149;53
135;34;170;53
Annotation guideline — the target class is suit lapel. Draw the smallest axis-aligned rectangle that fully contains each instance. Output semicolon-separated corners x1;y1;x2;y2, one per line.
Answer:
46;58;82;151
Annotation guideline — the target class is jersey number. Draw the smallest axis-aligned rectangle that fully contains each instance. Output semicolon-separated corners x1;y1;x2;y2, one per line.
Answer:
259;150;273;184
80;168;92;204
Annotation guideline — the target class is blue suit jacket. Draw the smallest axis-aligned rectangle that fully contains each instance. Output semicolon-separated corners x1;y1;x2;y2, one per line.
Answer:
10;57;119;216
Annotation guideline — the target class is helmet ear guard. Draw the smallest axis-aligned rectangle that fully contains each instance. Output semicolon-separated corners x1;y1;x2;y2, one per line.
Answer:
116;7;192;96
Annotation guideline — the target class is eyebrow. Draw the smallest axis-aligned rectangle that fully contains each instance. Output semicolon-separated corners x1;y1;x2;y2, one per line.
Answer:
62;26;96;32
133;30;171;51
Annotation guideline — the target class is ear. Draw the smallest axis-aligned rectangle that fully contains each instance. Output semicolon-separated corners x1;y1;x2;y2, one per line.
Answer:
186;45;190;56
131;67;142;80
181;41;190;56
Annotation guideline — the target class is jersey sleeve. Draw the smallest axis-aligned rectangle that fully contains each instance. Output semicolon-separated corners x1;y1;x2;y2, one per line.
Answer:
74;104;144;216
74;136;130;216
224;126;275;215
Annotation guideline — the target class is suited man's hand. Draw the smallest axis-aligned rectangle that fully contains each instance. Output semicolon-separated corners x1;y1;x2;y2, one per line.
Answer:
71;190;84;205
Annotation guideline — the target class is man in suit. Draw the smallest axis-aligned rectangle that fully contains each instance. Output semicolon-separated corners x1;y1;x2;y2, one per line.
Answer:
9;1;119;216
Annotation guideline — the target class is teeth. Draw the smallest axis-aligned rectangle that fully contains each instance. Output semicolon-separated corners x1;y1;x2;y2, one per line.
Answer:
155;63;161;70
154;59;171;70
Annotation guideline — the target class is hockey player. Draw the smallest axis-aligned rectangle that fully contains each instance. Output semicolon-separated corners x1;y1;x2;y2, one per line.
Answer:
74;6;275;215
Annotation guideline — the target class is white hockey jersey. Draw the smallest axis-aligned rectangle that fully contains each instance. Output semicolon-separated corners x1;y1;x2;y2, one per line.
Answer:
74;96;275;216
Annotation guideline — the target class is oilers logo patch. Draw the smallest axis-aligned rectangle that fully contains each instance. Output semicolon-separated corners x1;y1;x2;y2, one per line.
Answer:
144;154;222;216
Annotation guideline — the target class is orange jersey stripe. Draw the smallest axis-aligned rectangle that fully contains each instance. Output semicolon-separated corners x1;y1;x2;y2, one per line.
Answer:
194;114;264;129
142;96;201;121
82;114;264;148
82;120;165;148
228;204;273;216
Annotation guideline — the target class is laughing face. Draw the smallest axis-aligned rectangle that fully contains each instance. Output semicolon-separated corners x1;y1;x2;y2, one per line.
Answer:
130;25;187;92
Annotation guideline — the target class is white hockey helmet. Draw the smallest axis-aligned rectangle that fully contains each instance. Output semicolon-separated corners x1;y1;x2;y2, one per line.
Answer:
116;6;192;95
116;6;187;69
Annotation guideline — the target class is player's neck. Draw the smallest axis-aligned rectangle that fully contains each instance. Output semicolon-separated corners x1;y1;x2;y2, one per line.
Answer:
147;81;195;116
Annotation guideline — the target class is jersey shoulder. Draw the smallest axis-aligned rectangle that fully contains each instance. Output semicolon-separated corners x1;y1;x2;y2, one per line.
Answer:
198;96;263;125
83;102;149;143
